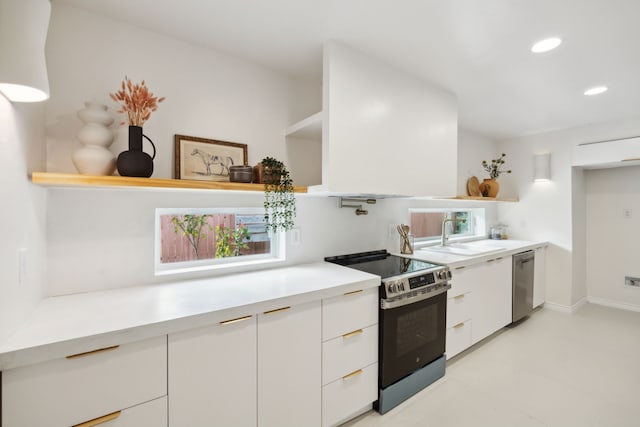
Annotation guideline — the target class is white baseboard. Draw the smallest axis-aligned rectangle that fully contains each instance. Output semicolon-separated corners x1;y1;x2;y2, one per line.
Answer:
543;297;587;313
587;297;640;313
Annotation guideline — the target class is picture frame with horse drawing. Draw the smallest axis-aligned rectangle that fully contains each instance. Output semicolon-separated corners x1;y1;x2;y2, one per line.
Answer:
174;134;248;182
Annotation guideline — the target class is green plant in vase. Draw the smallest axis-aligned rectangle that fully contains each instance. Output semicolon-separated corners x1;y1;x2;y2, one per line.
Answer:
260;157;296;232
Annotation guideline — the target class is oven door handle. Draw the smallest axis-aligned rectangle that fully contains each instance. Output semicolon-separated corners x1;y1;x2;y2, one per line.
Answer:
380;283;451;309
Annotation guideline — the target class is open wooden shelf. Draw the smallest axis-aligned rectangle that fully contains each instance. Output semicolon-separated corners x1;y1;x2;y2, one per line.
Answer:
448;195;519;202
31;172;308;193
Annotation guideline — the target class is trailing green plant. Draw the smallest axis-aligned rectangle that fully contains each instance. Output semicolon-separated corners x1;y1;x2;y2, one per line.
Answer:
171;214;212;259
215;224;250;258
261;156;296;232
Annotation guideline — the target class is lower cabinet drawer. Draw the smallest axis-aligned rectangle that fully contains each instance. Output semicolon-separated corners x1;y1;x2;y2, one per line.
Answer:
322;363;378;427
446;320;472;359
2;335;167;427
322;288;378;341
322;324;377;385
446;292;472;328
76;396;168;427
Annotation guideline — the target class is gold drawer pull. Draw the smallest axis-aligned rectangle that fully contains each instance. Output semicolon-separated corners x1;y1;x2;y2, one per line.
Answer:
342;329;363;339
263;306;291;315
453;322;465;329
66;345;119;360
453;294;465;300
72;411;121;427
219;315;253;325
344;289;364;296
622;157;640;162
342;369;363;380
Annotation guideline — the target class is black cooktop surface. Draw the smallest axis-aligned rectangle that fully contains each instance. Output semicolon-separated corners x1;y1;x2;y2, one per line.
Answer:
325;250;442;279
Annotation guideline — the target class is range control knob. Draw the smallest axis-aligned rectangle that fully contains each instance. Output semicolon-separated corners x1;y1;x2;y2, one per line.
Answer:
399;282;405;291
388;282;397;293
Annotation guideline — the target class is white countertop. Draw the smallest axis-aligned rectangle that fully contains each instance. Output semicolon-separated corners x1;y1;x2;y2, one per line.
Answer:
0;262;380;370
409;239;548;268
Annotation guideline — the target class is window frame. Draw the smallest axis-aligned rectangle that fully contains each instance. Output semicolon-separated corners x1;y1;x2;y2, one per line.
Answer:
408;208;486;246
154;207;285;276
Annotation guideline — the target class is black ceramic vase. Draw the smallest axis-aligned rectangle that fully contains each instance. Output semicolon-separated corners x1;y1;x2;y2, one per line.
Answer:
116;125;156;178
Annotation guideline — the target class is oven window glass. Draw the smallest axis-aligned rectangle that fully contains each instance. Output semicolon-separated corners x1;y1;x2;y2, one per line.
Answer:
396;304;438;358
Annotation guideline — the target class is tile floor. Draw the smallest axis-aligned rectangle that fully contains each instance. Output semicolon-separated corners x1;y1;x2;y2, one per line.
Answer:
343;303;640;427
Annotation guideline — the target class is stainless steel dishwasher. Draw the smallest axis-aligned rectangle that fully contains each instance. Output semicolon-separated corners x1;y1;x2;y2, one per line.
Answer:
512;250;535;322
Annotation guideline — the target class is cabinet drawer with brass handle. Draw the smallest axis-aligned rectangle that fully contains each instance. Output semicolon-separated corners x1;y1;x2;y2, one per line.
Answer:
1;336;167;427
446;291;472;329
322;324;378;385
322;287;378;341
322;363;378;427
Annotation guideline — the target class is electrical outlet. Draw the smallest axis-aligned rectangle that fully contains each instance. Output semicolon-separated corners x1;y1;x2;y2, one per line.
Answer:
623;208;633;219
18;248;27;285
625;276;640;288
290;228;301;245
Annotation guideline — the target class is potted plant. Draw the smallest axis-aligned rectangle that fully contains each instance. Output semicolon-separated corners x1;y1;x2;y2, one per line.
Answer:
259;157;296;232
480;153;512;197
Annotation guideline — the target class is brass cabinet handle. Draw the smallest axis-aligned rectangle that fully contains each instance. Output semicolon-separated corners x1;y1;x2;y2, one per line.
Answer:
455;266;465;270
342;369;363;380
453;294;465;300
219;315;253;325
342;329;363;339
622;157;640;162
66;345;119;360
263;306;291;315
72;411;121;427
453;322;465;329
344;289;364;296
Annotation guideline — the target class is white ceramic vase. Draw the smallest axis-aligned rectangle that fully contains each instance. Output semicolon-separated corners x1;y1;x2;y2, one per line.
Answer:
72;102;116;175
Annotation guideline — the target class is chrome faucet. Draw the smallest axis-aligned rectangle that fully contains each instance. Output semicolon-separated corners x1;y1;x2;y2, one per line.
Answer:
441;218;467;246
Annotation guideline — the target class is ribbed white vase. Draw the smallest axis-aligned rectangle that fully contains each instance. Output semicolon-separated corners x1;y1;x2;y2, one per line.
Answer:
72;102;116;175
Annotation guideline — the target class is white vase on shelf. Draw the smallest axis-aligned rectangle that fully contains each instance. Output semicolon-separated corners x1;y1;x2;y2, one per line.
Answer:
72;102;116;175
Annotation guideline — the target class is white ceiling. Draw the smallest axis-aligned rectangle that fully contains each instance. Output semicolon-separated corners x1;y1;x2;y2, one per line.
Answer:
57;0;640;140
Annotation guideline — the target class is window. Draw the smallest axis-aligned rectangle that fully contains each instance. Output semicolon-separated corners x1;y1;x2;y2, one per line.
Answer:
409;209;483;243
155;208;284;274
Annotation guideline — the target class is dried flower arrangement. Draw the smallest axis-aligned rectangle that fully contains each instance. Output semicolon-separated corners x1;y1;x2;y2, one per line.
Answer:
109;77;165;126
482;153;512;179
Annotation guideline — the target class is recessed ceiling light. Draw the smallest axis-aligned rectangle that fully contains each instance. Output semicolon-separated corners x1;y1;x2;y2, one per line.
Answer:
584;86;608;96
531;37;562;53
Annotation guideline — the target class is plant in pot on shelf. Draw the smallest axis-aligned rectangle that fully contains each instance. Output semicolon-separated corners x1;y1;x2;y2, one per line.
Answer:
480;153;512;198
259;157;296;233
110;77;165;178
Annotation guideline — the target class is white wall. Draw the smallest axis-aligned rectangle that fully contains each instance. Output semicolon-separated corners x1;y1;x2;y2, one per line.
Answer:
497;115;640;310
585;166;640;311
45;3;307;176
457;129;500;197
0;98;47;342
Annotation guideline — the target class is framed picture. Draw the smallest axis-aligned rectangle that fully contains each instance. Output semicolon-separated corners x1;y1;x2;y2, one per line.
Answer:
174;135;248;181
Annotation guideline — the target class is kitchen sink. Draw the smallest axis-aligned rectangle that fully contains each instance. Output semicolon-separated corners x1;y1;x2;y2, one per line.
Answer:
418;243;505;256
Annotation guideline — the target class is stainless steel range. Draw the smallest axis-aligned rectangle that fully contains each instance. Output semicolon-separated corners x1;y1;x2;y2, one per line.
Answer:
325;250;451;414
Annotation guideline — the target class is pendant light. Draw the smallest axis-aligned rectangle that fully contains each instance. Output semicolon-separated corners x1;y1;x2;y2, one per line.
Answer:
0;0;51;102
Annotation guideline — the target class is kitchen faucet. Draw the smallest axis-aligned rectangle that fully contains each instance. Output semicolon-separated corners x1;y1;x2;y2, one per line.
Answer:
441;218;467;246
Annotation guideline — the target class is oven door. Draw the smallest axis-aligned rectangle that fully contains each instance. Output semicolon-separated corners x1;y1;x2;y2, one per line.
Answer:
379;291;447;389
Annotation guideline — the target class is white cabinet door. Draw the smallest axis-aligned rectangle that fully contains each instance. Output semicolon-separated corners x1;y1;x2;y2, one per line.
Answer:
573;136;640;169
533;246;547;308
168;314;257;427
258;300;321;427
470;256;512;344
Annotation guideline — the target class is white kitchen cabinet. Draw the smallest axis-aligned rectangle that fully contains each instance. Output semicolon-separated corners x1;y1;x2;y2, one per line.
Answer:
446;290;472;359
287;41;458;197
470;256;512;344
445;256;512;355
2;336;167;427
321;288;379;427
258;300;322;427
533;246;547;308
168;314;257;427
573;136;640;169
